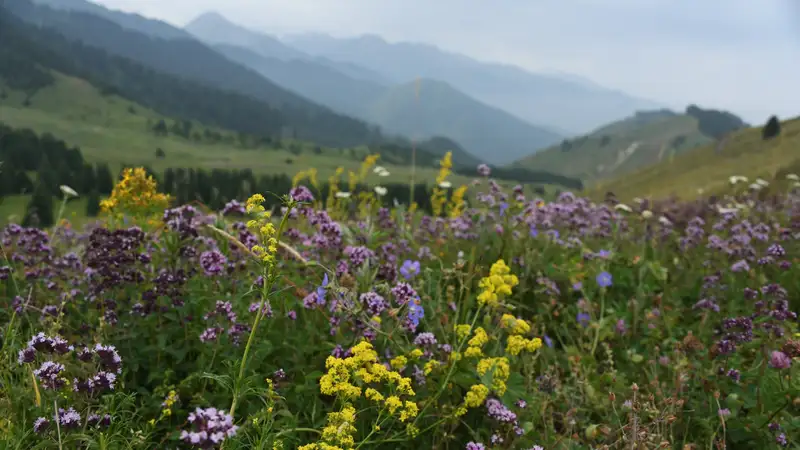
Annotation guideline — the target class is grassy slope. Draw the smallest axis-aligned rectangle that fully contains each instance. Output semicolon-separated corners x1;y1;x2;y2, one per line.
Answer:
589;116;800;201
511;113;711;181
0;72;478;185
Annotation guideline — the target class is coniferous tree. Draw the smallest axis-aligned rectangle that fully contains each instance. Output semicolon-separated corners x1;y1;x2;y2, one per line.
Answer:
23;185;54;228
81;163;97;194
96;163;114;194
85;189;101;217
762;116;781;140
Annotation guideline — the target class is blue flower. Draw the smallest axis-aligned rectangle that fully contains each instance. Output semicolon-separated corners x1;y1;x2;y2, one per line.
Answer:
400;260;421;280
577;313;591;328
529;226;538;237
499;202;509;216
596;271;613;288
315;273;329;305
543;335;553;348
407;298;425;328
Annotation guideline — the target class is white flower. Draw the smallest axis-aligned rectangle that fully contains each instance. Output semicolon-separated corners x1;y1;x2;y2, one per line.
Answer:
658;216;672;226
378;169;390;177
641;210;653;219
728;175;748;185
439;181;452;189
59;185;78;197
755;178;769;187
374;186;387;196
786;173;799;181
696;188;705;195
335;191;351;199
633;197;644;204
614;203;632;212
373;166;386;174
748;183;763;191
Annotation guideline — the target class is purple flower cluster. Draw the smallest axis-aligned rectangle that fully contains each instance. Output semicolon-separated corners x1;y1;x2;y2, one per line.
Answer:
180;407;238;448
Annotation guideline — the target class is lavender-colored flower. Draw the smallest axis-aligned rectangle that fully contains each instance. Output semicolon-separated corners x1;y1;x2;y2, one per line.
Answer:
413;332;438;347
596;271;613;288
180;407;238;448
54;408;81;429
33;361;66;390
86;413;112;428
615;318;627;335
731;259;750;273
466;443;485;450
32;416;50;433
400;260;421;280
221;200;246;216
18;347;36;364
289;185;315;203
485;398;517;423
577;313;591;328
200;327;222;343
477;164;491;177
391;282;418;305
199;250;227;276
543;335;553;348
776;433;787;446
360;292;388;316
94;344;123;374
769;351;792;369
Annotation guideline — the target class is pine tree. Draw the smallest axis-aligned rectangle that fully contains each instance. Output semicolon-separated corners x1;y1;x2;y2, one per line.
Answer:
86;189;101;217
96;163;114;194
23;186;54;228
762;116;781;140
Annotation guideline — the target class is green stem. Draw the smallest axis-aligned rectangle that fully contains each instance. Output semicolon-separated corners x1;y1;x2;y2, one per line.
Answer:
229;206;292;418
412;304;483;427
591;290;606;355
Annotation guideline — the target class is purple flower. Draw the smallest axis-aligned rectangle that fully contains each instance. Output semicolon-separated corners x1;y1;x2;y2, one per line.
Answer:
577;313;591;328
33;417;50;433
33;361;66;390
615;319;627;335
413;332;438;347
199;250;227;276
769;350;791;369
407;299;425;329
596;271;613;288
466;443;485;450
477;164;491;177
400;260;421;280
54;408;81;429
180;407;238;448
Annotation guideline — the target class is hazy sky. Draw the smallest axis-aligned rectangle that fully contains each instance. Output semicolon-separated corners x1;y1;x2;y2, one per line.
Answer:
94;0;800;123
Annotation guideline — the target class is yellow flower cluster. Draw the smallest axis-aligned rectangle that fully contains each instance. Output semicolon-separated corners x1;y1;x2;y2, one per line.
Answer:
465;327;489;358
455;384;490;417
430;152;453;217
500;314;542;355
245;194;278;266
326;167;345;211
160;390;179;417
477;259;519;307
477;357;511;395
447;184;469;218
292;168;319;189
100;167;170;217
359;153;380;180
319;341;417;417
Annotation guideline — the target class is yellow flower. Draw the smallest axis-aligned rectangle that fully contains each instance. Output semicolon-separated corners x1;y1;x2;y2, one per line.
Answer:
409;348;423;359
101;167;170;218
468;327;489;347
477;259;518;308
500;314;531;335
477;357;510;395
455;324;472;340
390;356;408;370
448;184;469;218
464;384;489;408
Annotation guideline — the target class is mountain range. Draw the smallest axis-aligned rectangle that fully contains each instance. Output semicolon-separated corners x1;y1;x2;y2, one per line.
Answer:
10;0;672;167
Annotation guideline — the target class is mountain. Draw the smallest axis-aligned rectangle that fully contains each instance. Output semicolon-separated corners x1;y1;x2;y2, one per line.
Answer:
591;115;800;201
283;33;664;134
511;109;713;181
185;12;391;86
5;0;378;147
32;0;191;40
209;41;556;164
363;79;561;165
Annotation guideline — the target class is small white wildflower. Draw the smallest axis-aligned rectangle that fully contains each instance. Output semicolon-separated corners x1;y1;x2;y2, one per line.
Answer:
59;185;78;197
658;216;672;226
748;183;763;191
633;197;644;204
728;175;748;185
793;181;800;188
374;186;387;196
641;210;653;219
614;203;632;212
786;173;799;181
378;170;390;177
755;178;769;187
696;188;705;195
439;181;452;189
373;166;386;174
335;191;352;199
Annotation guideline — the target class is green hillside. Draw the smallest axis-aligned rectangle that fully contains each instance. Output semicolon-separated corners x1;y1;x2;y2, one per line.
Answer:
0;72;471;185
511;110;713;181
361;79;562;165
590;116;800;201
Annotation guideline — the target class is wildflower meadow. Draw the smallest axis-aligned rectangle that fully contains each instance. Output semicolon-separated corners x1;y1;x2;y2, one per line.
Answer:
1;154;799;450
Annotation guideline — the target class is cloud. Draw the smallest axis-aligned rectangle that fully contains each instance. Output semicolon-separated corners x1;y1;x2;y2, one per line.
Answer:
95;0;800;122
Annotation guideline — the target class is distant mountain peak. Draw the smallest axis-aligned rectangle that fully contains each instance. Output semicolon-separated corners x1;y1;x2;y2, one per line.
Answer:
185;11;231;27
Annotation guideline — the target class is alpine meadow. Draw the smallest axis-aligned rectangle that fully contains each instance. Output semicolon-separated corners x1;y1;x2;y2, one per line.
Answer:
1;1;799;449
